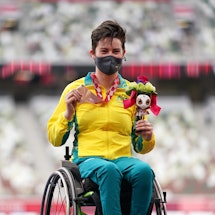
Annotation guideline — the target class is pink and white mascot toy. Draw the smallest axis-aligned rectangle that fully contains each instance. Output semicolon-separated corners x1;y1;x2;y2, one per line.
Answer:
123;76;161;120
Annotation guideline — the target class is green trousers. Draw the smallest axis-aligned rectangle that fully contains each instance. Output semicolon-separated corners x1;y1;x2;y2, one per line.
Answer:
78;157;154;215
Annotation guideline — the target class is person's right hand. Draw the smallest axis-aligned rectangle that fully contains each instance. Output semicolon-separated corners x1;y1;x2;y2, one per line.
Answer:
64;89;82;120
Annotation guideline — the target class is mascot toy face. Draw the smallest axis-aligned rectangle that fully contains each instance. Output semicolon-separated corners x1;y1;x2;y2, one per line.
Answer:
136;94;151;110
123;76;161;120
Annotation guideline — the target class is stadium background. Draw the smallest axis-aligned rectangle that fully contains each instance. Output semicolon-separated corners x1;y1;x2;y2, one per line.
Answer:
0;0;215;214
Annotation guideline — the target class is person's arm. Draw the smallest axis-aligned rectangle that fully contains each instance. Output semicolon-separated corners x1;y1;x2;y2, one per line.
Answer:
47;83;81;147
131;119;155;154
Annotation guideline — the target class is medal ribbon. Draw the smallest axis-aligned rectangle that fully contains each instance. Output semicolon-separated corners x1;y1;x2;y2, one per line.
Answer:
91;72;120;102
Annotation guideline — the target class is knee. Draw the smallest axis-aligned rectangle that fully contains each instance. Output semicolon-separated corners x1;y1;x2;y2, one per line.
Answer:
133;163;154;182
142;163;153;177
98;162;122;179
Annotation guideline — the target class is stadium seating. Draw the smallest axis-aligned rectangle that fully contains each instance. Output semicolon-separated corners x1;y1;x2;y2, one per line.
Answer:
0;0;215;63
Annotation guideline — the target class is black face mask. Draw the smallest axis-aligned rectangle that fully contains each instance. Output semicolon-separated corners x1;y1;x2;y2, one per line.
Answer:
95;56;123;75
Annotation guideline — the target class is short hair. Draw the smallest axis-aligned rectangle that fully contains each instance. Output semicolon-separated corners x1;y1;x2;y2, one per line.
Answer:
91;20;126;52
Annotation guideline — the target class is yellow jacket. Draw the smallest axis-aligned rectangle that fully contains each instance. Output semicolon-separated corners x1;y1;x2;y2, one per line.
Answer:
47;72;155;163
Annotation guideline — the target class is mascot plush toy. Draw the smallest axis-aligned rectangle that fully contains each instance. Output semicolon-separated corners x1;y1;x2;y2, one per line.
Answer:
123;76;161;120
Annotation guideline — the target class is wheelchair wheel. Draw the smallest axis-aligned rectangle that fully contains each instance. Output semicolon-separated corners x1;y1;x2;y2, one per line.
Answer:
151;177;167;215
40;167;79;215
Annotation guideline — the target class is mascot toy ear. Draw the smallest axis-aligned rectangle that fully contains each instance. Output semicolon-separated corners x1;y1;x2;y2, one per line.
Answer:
150;94;161;116
123;90;137;108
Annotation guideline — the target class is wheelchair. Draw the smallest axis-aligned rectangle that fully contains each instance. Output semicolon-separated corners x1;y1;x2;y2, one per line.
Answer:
40;146;167;215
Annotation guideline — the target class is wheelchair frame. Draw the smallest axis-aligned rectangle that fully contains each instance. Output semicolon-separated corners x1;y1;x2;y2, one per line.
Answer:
40;147;167;215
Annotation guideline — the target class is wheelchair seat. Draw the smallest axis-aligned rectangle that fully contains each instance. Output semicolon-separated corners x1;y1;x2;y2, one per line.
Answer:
40;147;167;215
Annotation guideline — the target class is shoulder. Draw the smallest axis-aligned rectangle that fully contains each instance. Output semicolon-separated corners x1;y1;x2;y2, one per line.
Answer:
118;74;131;88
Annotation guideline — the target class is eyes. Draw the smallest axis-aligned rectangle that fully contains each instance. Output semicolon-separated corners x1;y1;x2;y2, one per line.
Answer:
100;48;121;55
96;38;124;56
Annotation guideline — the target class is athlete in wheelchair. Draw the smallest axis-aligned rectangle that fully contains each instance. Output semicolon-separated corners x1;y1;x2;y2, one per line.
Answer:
41;20;167;215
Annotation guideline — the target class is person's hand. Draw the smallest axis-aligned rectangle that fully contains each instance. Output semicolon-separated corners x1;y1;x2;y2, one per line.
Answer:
135;119;153;141
64;89;82;120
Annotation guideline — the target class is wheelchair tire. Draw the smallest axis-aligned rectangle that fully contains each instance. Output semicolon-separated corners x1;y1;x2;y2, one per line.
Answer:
151;177;167;215
40;167;79;215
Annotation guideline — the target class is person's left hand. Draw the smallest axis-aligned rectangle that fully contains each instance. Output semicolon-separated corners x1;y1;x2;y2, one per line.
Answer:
135;119;153;141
